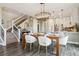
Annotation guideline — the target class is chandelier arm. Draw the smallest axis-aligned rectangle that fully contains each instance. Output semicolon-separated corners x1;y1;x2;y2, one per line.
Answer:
35;3;51;20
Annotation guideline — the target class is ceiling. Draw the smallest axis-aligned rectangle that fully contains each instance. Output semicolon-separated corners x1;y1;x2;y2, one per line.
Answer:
0;3;79;17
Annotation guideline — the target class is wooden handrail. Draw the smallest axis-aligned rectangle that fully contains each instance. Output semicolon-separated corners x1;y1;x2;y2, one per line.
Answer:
14;15;25;22
13;15;28;26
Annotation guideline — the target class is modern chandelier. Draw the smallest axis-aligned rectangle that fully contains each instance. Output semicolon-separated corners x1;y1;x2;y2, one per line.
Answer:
35;3;51;20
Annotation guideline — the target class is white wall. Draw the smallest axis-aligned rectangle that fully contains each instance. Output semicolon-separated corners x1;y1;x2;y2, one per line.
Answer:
33;18;37;32
18;18;34;32
2;10;21;28
46;19;54;32
18;7;79;33
0;7;23;29
72;7;79;31
53;7;79;31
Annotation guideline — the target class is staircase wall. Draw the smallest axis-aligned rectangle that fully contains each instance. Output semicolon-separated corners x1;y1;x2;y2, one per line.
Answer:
0;7;23;29
18;17;34;32
2;10;21;28
6;32;18;44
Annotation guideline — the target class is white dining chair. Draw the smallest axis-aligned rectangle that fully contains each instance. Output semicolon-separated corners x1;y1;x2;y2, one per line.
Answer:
25;34;37;51
58;31;69;46
38;36;52;55
60;36;69;46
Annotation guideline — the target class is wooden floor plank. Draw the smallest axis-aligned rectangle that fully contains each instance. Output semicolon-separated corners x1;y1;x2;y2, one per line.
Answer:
0;42;79;56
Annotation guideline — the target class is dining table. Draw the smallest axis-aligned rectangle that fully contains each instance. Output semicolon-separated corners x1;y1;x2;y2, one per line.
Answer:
47;34;60;56
21;32;60;56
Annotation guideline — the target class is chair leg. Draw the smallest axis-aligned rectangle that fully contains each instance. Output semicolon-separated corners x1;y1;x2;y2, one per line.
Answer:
65;45;67;48
46;46;47;55
38;45;40;55
30;43;32;52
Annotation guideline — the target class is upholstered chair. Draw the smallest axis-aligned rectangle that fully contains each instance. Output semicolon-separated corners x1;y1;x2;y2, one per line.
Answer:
38;36;52;55
25;34;37;51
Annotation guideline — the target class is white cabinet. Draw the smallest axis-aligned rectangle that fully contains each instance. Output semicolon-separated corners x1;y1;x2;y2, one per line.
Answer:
68;32;79;45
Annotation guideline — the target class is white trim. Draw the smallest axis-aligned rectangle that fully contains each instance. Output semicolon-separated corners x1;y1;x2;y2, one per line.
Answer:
68;32;79;33
13;25;18;29
18;29;21;40
0;36;3;42
12;32;20;42
6;26;12;31
6;15;25;31
3;29;6;46
12;20;14;33
12;25;20;42
13;15;25;22
67;41;79;45
0;25;6;46
0;24;5;31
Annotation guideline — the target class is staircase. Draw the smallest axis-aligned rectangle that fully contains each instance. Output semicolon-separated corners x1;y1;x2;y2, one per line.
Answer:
14;15;28;26
0;15;29;45
6;15;28;32
6;15;28;44
6;31;18;44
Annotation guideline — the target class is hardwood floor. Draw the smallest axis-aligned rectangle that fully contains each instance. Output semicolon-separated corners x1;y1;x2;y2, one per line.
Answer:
0;42;54;56
0;42;37;56
0;42;79;56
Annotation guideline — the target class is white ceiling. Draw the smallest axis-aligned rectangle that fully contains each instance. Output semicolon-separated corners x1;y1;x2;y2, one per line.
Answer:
0;3;79;16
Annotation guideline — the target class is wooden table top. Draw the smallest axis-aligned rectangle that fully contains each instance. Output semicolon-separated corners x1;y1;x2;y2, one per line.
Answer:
47;34;59;39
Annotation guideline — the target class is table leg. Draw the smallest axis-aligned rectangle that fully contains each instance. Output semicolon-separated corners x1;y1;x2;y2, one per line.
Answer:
56;38;59;56
22;33;26;49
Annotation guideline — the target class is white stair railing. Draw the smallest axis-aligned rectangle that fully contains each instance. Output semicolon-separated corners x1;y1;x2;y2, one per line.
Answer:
0;24;6;46
12;24;21;42
6;15;26;31
11;15;28;42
